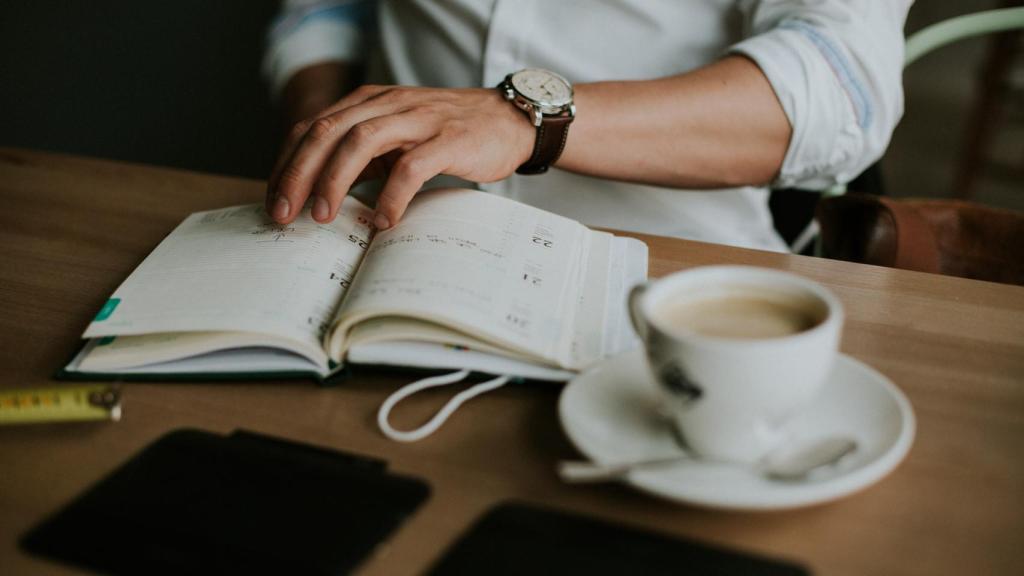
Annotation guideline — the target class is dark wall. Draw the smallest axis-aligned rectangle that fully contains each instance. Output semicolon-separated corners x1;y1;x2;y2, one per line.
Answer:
1;1;280;179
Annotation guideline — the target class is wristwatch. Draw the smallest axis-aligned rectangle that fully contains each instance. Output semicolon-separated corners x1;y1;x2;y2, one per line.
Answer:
499;68;575;175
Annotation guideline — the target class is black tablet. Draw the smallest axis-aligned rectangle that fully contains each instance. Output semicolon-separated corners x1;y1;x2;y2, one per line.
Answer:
429;501;810;576
22;428;429;576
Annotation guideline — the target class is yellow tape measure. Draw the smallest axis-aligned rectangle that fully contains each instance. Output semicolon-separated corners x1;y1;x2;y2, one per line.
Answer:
0;384;121;425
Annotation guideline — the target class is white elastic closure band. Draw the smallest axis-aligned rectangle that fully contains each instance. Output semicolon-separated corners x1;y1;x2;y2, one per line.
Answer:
377;370;511;442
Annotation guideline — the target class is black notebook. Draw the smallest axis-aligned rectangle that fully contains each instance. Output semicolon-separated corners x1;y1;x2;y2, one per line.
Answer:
22;428;429;576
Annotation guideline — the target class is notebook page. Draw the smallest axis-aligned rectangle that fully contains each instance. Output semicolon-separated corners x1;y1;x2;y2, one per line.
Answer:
76;330;327;372
328;188;588;366
606;236;648;355
83;198;375;352
569;230;612;368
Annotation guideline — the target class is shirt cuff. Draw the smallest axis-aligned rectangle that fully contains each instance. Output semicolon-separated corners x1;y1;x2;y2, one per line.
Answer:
730;26;867;190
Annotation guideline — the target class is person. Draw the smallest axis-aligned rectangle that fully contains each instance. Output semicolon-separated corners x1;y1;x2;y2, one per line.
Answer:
262;0;911;251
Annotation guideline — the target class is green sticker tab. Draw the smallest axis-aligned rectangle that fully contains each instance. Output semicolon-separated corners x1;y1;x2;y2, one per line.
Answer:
98;336;116;346
94;298;121;321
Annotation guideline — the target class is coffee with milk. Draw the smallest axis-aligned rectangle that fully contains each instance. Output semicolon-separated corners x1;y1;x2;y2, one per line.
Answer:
655;292;826;340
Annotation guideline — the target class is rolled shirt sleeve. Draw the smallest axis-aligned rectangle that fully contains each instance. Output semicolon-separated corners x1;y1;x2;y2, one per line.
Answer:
730;0;912;189
262;0;375;99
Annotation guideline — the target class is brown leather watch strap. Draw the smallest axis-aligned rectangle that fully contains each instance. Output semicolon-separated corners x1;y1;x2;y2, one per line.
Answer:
516;114;573;175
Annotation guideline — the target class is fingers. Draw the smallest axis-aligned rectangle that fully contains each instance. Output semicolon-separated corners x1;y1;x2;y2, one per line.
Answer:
373;136;454;229
268;85;390;192
312;111;435;222
269;114;377;223
266;84;395;222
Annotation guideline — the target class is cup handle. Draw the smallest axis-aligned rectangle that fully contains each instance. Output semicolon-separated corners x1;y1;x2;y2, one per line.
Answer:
628;282;650;340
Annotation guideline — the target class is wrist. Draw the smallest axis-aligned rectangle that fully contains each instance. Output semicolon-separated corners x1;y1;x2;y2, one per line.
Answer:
498;69;575;175
499;91;538;169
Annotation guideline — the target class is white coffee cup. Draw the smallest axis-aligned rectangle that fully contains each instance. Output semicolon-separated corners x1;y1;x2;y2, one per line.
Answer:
629;265;844;464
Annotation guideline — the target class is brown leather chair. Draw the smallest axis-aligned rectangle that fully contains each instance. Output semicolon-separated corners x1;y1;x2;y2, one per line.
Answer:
816;193;1024;285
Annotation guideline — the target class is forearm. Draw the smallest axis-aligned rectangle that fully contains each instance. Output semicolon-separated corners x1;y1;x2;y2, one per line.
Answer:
280;61;360;130
558;56;791;189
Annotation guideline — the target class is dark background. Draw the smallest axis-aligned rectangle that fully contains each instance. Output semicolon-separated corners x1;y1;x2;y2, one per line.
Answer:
1;1;279;180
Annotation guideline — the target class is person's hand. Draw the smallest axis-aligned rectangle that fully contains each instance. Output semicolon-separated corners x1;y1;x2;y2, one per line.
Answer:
266;85;535;229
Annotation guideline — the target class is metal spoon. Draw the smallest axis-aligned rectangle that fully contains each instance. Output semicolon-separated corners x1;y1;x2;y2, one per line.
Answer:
558;436;858;484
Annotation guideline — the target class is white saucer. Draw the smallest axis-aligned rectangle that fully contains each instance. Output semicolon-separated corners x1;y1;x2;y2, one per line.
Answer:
559;349;915;511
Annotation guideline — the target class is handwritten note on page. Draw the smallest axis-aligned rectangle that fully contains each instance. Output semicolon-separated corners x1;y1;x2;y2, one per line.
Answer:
83;198;375;355
329;188;589;367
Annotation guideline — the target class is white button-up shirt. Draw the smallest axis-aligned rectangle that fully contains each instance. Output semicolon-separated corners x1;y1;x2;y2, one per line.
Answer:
265;0;911;252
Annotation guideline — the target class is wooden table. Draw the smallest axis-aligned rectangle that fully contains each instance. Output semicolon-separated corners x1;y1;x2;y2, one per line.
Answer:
1;148;1022;575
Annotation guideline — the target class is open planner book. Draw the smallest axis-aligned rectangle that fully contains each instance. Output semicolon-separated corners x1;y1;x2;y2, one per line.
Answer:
63;187;648;382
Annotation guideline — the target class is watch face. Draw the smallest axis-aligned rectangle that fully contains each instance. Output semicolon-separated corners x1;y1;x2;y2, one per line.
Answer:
511;68;573;108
